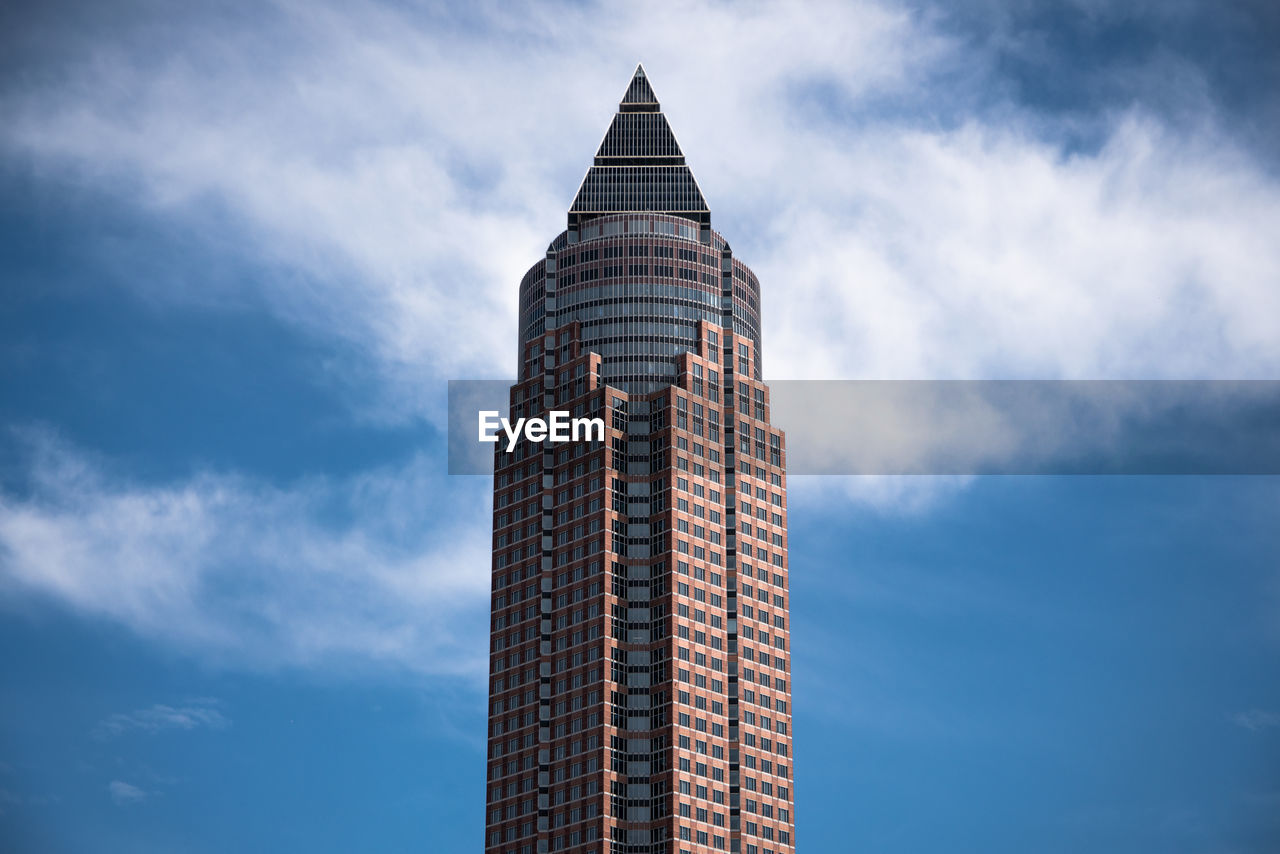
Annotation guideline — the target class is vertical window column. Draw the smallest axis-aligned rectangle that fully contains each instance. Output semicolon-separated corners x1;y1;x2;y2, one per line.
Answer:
718;245;746;851
537;332;556;853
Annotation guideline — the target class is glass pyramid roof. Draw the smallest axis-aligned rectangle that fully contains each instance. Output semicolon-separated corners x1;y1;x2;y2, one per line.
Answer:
569;65;709;224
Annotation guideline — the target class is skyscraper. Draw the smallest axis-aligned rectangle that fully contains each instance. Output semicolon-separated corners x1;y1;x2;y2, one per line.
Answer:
486;66;793;854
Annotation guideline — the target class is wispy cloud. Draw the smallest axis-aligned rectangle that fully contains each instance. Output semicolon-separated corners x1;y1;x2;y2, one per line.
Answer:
790;475;975;517
0;787;59;815
1229;708;1280;732
93;699;230;740
0;430;493;678
1;2;1277;657
3;0;1276;429
107;780;147;806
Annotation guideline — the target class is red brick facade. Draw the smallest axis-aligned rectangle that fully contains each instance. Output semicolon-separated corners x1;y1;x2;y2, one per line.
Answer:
485;67;794;854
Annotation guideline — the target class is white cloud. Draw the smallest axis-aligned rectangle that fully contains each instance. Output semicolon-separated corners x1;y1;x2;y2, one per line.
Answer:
0;5;1277;516
790;475;975;517
93;699;230;740
760;115;1280;382
1229;708;1280;732
0;431;493;678
107;780;147;806
8;3;1270;406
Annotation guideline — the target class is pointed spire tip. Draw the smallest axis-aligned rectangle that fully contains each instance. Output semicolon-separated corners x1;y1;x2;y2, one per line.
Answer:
621;63;658;108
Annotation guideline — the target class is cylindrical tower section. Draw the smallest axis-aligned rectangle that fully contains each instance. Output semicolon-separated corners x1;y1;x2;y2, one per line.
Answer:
517;213;762;392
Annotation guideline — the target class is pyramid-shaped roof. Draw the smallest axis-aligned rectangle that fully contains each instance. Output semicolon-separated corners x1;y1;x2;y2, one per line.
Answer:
620;65;659;111
569;65;709;226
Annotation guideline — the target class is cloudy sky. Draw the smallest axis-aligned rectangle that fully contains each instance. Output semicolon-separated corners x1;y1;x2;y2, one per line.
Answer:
2;1;1279;851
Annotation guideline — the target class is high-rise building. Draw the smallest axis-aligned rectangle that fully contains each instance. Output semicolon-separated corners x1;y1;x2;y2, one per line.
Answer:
486;66;793;854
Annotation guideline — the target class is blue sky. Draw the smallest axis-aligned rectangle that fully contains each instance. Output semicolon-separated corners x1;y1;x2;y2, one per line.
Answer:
2;1;1279;852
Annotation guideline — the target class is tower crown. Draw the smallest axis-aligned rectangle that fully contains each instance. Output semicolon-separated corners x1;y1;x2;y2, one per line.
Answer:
569;65;710;226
